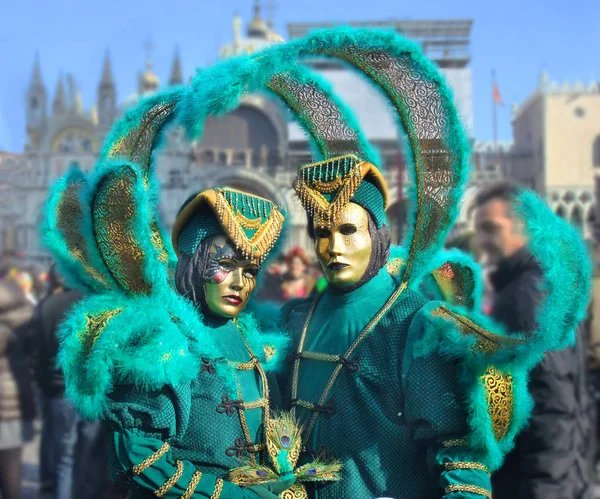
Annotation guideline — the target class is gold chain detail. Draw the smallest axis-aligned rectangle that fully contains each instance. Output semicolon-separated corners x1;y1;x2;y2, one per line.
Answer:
444;462;490;474
235;211;263;230
444;484;491;499
132;441;170;475
210;478;224;499
442;439;468;448
312;177;345;193
154;460;184;497
181;470;203;499
291;281;409;443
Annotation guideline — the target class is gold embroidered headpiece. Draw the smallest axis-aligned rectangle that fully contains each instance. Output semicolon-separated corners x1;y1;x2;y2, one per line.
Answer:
172;188;284;263
293;154;389;228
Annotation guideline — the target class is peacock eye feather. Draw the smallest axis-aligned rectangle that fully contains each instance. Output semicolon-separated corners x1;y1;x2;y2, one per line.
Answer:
307;468;317;476
256;470;268;477
280;435;291;448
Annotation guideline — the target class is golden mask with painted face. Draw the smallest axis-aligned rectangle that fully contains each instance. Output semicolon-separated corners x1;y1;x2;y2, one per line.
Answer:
313;202;372;289
203;235;260;318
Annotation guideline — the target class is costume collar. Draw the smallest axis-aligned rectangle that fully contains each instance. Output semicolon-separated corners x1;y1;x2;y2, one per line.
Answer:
324;266;393;306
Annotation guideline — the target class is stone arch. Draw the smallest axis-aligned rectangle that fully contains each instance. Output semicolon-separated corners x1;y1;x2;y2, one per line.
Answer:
556;205;566;218
197;100;284;170
42;114;99;153
571;204;583;233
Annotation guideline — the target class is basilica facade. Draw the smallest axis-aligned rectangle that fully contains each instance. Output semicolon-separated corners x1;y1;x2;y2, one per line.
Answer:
0;4;482;263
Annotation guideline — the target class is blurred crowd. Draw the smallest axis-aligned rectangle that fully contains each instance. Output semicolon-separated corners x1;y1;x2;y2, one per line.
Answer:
1;180;600;498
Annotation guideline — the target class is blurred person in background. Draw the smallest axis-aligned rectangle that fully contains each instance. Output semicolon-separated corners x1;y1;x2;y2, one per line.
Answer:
0;268;37;499
280;247;315;300
474;181;596;499
33;265;110;499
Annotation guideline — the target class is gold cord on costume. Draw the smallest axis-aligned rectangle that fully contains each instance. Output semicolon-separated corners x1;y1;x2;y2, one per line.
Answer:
132;441;170;475
443;462;490;474
444;484;492;499
154;460;184;496
181;470;203;499
210;478;224;499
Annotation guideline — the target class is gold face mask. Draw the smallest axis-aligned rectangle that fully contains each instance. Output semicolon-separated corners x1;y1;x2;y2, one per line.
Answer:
313;202;372;289
203;235;260;318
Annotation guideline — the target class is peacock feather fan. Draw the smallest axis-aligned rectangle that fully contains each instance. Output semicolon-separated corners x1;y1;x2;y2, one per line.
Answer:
228;413;342;495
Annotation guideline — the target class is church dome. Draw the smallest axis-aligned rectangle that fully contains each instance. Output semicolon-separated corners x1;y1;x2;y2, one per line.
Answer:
247;1;268;38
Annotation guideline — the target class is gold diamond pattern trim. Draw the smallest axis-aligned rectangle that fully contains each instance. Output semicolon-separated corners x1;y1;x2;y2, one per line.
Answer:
132;441;170;475
482;366;514;441
210;478;224;499
154;460;184;497
181;470;203;499
444;462;490;474
444;484;491;499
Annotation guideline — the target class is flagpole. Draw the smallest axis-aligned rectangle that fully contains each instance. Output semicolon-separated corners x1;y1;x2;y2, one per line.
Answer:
492;70;498;157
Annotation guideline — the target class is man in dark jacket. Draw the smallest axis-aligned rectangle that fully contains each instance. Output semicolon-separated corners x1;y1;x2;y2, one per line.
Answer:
34;268;83;499
474;182;596;499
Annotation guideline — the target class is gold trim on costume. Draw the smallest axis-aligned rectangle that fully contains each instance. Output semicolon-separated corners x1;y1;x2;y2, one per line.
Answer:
211;478;224;499
430;305;524;354
181;470;203;499
154;460;184;497
171;188;284;262
482;366;514;441
293;154;389;225
78;308;123;353
132;441;170;475
444;484;492;499
263;345;276;362
444;462;490;474
442;439;468;448
300;351;340;363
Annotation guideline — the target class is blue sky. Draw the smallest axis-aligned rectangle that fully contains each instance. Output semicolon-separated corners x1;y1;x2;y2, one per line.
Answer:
1;0;598;152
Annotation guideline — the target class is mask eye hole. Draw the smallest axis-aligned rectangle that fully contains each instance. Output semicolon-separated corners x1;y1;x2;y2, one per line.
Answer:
243;265;259;279
315;227;331;239
218;259;235;272
339;224;357;236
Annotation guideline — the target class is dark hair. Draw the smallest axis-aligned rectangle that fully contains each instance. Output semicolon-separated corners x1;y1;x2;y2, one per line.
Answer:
474;181;521;208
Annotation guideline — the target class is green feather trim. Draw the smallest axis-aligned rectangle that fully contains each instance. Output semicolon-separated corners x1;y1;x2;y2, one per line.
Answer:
57;290;212;420
40;164;118;293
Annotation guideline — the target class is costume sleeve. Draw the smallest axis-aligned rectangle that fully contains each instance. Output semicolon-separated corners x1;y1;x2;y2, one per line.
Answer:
403;308;492;499
105;384;271;499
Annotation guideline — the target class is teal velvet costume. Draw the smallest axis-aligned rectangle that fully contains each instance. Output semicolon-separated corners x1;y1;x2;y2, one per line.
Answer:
284;266;491;498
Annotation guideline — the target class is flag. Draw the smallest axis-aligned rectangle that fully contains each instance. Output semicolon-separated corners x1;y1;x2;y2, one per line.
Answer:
493;81;503;106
